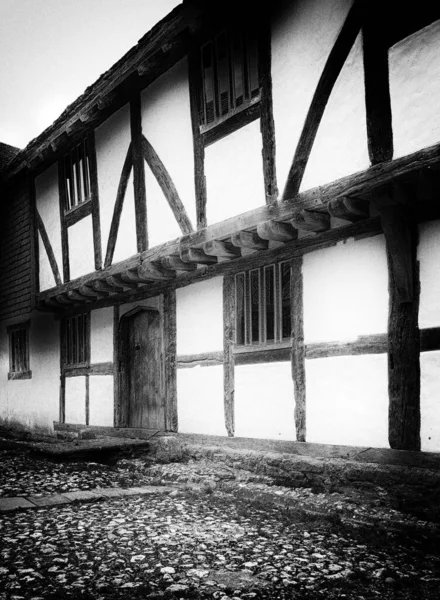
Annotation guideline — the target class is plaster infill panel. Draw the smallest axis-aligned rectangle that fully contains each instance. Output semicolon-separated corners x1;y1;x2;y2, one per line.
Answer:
271;0;353;190
235;362;296;441
418;221;440;329
303;235;388;343
35;163;63;289
90;307;114;364
38;230;57;290
89;376;114;427
67;215;95;280
113;170;137;264
300;33;368;192
204;120;265;224
95;103;135;263
176;278;223;355
65;376;86;425
306;354;389;448
420;351;440;452
390;20;440;159
177;365;226;436
141;58;196;240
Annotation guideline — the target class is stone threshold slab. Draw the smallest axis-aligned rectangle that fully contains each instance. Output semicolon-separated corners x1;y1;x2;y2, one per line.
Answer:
0;485;177;512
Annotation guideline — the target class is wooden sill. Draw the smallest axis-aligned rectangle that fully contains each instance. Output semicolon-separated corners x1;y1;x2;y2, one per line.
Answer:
233;340;292;354
8;370;32;380
200;97;261;146
64;198;93;227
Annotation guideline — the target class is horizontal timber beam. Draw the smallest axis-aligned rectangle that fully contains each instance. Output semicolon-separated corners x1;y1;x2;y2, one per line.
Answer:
291;210;330;232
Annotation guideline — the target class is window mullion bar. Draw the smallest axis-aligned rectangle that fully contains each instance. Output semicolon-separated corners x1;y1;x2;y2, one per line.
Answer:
259;268;265;344
275;264;281;342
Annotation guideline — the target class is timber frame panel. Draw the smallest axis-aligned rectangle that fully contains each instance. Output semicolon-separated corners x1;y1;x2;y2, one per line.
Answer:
188;16;277;229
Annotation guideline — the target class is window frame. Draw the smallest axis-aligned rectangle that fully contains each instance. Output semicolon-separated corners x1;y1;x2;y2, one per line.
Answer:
7;321;31;380
61;312;90;370
234;260;292;351
197;24;261;139
62;138;93;216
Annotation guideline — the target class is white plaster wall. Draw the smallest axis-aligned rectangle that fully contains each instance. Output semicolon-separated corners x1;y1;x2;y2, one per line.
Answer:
95;103;136;263
64;376;86;424
204;120;265;224
35;163;63;289
113;171;137;263
89;376;114;427
303;235;388;343
38;231;56;290
389;20;440;159
176;278;223;355
271;0;354;192
67;215;95;280
90;307;114;364
306;354;389;447
141;59;196;245
235;362;296;440
0;312;60;433
418;221;440;329
420;351;440;452
177;366;226;436
300;33;369;191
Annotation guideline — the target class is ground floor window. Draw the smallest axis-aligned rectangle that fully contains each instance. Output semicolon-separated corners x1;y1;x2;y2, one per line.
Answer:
8;321;31;379
235;261;291;346
61;313;90;367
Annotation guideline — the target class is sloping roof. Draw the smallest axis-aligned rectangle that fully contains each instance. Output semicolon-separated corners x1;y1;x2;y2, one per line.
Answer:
0;142;21;171
2;1;196;180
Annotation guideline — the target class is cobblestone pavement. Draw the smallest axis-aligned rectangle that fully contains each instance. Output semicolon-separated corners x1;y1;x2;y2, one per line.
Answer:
0;443;439;599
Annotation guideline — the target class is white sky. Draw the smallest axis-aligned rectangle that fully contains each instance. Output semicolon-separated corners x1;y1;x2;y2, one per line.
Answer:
0;0;181;150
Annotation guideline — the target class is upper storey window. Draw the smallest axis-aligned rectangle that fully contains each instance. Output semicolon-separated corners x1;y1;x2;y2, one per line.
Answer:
200;28;259;131
63;139;92;212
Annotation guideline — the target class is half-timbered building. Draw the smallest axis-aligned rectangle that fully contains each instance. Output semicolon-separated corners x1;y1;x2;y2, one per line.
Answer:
1;0;440;452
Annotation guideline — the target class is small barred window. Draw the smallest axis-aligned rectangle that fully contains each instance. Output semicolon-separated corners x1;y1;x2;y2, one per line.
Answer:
235;262;291;346
62;313;89;366
8;322;31;379
200;28;259;128
63;139;92;211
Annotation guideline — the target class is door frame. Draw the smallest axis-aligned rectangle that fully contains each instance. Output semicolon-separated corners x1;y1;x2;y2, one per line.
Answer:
116;305;163;429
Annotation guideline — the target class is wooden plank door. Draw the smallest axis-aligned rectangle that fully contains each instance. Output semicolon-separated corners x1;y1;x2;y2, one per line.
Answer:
124;309;164;429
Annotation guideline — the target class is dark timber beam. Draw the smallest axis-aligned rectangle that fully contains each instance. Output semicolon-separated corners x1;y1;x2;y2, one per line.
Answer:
130;94;148;253
328;196;370;222
106;275;139;290
362;2;393;164
223;275;235;437
203;240;241;259
161;255;197;272
79;284;106;298
138;261;175;281
67;290;90;303
282;1;363;199
104;144;133;268
291;257;306;442
164;289;178;432
180;247;217;265
257;220;297;242
141;135;193;235
291;210;330;233
92;280;123;294
230;231;268;250
376;190;421;451
188;51;207;230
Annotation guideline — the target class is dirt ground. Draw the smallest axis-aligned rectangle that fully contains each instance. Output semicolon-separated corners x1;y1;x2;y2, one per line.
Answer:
0;437;439;600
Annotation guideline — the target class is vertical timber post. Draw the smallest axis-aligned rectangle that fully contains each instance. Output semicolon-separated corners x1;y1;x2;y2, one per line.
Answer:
163;289;178;432
130;94;148;252
223;275;235;436
291;257;306;441
379;197;421;450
